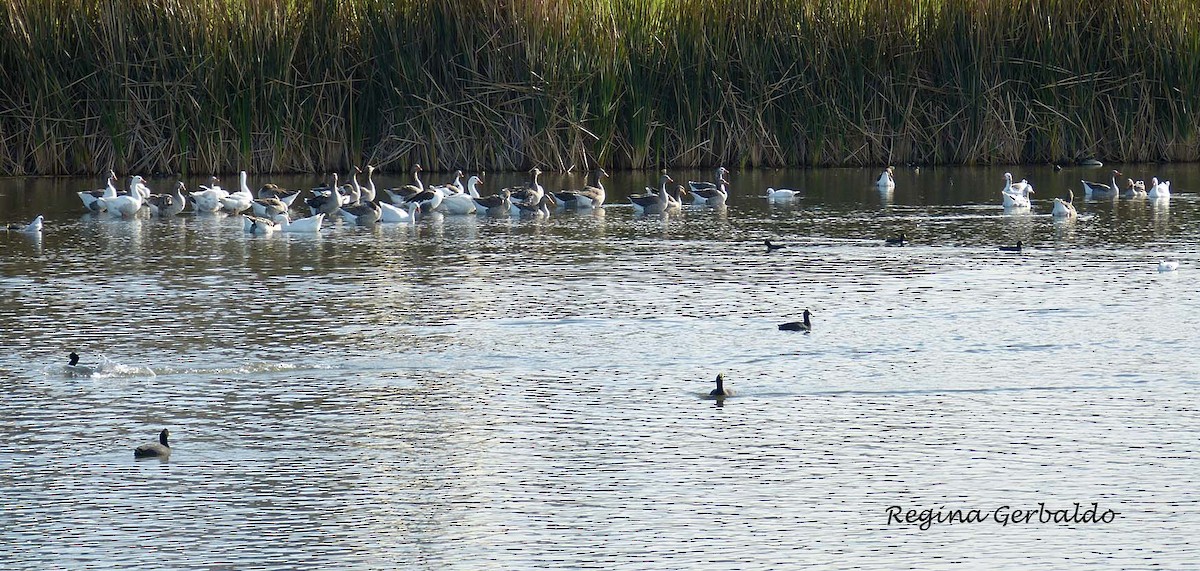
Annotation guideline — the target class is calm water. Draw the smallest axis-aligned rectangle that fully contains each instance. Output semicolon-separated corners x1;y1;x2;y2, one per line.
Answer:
1;165;1197;569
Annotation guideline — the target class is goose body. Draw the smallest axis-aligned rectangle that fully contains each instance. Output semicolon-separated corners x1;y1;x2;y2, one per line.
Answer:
778;309;813;332
474;191;513;216
242;215;278;235
146;181;187;217
767;187;802;203
688;167;730;205
338;201;382;226
1052;189;1078;218
1081;170;1121;199
440;175;482;215
553;168;608;209
630;173;678;215
99;176;148;217
218;171;254;213
875;166;896;189
78;170;119;212
1001;172;1034;208
273;212;325;233
250;197;289;218
1121;178;1147;199
257;183;302;207
379;200;419;223
190;176;228;212
306;173;344;217
134;429;171;458
505;168;545;206
1149;177;1171;200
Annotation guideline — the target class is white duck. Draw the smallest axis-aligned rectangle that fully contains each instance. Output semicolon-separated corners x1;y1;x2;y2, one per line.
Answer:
190;176;229;212
1001;172;1033;208
875;166;896;189
273;212;325;233
1149;177;1171;200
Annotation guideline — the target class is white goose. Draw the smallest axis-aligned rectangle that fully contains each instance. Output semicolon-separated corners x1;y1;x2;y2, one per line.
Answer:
379;200;420;223
1052;189;1078;218
98;175;148;217
219;171;254;213
875;166;896;189
273;212;325;233
1001;172;1034;209
78;170;118;212
440;175;482;215
767;187;802;203
190;176;229;212
1149;177;1171;200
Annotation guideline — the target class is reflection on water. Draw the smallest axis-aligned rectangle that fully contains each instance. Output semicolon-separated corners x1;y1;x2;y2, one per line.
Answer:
1;165;1198;569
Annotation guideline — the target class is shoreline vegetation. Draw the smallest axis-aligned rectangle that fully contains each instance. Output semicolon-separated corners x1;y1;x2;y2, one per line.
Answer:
2;0;1199;176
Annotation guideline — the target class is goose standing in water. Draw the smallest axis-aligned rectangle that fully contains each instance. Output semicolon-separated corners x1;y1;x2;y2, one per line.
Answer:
778;309;813;332
1081;170;1121;199
1052;189;1078;218
875;166;896;189
134;429;171;458
552;168;608;209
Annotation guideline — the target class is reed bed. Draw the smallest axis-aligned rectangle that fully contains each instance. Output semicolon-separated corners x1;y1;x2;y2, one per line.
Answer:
1;0;1199;175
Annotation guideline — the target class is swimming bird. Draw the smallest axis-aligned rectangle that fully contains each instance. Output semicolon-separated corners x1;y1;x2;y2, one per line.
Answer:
885;232;906;246
96;175;148;218
505;167;546;206
257;183;302;207
305;173;345;217
384;163;426;203
218;171;254;213
709;373;731;397
766;187;802;203
1149;177;1171;200
1001;172;1034;208
379;200;419;223
6;215;43;233
337;201;382;226
999;241;1023;252
65;351;98;376
1158;259;1180;272
134;429;171;458
473;190;513;216
1081;170;1121;199
250;196;289;219
1121;178;1147;199
242;214;278;235
875;166;896;189
764;239;786;252
552;168;608;209
629;172;680;215
145;181;187;217
778;309;813;332
273;212;325;233
190;176;229;213
78;170;119;212
688;167;730;206
439;175;482;215
1052;189;1078;218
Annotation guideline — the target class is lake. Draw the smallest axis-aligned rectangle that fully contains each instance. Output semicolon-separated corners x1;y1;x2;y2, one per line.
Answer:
1;165;1197;569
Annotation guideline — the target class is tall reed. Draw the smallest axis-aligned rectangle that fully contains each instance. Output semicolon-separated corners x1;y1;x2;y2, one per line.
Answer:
1;0;1198;175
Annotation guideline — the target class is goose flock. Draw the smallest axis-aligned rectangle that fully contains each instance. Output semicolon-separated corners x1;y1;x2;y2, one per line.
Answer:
997;169;1171;220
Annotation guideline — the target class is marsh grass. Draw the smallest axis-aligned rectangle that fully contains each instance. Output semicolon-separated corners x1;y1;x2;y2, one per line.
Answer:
1;0;1198;175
